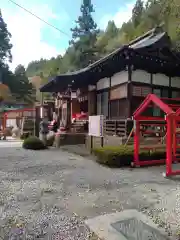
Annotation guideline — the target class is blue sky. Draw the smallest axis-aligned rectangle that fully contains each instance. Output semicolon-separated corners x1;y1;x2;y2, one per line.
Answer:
1;0;136;70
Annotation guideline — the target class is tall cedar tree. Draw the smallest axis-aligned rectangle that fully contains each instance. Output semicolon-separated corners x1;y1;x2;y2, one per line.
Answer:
70;0;99;68
132;0;144;27
14;65;35;103
0;9;12;65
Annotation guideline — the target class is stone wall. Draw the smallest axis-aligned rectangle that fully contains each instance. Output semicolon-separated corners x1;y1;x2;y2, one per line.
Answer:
55;133;86;147
85;135;124;150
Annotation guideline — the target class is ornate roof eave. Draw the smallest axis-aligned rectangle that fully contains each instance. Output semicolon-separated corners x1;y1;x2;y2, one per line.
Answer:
40;26;180;93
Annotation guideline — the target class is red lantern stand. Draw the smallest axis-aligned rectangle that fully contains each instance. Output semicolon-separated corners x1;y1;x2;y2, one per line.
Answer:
133;94;180;177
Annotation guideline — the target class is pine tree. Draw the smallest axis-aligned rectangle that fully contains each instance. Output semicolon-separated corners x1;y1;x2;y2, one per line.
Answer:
132;0;144;27
14;65;35;103
70;0;99;68
0;9;12;65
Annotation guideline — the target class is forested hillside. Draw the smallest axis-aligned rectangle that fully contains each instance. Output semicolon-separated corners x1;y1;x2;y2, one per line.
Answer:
26;0;180;85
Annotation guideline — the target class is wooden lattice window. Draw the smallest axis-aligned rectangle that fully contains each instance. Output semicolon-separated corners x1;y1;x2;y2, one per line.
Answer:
132;86;151;97
110;84;128;100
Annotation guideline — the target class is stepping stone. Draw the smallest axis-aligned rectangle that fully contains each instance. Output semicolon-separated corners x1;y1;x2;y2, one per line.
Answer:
85;209;169;240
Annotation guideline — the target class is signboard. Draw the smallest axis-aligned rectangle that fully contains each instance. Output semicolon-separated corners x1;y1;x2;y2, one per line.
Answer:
89;115;104;137
71;92;77;99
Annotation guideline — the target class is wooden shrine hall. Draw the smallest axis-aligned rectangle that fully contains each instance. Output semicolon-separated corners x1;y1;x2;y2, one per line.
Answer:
40;26;180;132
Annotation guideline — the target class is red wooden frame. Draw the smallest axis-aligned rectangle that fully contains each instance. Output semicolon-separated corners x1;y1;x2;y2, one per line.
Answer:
133;94;180;177
2;108;35;130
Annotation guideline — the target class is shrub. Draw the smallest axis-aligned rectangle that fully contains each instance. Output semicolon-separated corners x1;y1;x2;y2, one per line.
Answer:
92;145;165;167
22;136;47;150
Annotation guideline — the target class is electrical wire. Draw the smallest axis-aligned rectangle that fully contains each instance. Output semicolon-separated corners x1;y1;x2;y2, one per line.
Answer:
7;0;70;37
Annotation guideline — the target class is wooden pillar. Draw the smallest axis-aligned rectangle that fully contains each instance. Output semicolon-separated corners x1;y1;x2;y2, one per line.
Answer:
127;65;132;118
66;97;71;128
166;115;173;176
88;90;96;116
134;119;140;166
108;77;111;119
35;106;40;137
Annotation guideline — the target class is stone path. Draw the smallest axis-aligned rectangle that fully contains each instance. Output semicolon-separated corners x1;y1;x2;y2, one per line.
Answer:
0;142;179;239
0;140;22;148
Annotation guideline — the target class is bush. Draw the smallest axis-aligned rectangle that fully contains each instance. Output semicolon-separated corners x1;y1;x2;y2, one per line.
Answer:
92;145;166;167
22;136;47;150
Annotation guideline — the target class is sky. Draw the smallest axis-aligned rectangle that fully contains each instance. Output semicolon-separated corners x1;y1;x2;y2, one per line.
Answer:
1;0;137;71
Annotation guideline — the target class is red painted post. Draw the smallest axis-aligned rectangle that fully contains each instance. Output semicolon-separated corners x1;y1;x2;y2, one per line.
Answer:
173;118;176;160
134;119;140;166
166;115;173;176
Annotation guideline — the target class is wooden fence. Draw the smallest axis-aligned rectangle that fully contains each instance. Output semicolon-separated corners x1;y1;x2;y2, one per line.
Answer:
103;119;133;137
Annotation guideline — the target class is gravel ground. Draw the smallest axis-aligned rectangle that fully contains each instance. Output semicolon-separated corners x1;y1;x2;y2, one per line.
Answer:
0;143;180;239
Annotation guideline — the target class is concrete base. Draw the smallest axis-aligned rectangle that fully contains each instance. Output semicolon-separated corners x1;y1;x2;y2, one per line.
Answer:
85;209;169;240
85;135;124;150
55;133;86;147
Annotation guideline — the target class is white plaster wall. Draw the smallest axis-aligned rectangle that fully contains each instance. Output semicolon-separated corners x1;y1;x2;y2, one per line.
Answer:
153;73;169;86
96;77;110;90
171;77;180;88
132;70;150;84
111;71;128;87
88;85;96;91
96;93;101;115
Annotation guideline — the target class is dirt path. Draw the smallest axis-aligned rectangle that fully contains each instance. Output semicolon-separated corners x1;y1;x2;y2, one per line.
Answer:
0;144;179;239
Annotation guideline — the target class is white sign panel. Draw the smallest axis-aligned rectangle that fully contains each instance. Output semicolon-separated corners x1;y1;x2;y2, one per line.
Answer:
89;115;104;137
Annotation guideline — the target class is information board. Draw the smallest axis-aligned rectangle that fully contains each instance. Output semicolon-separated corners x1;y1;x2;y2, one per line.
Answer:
89;115;104;137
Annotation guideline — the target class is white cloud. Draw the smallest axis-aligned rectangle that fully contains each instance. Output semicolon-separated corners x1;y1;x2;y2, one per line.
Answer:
99;3;134;30
100;0;149;30
1;2;68;71
113;3;135;27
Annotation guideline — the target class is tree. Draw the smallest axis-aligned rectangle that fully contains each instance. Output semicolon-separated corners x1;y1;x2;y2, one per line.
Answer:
0;9;12;65
96;21;118;54
105;21;118;39
14;64;26;75
132;0;144;27
70;0;99;68
14;64;35;103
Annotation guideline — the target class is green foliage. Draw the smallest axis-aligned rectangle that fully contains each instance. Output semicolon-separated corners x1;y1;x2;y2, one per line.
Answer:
96;21;119;54
69;0;99;68
0;10;34;104
132;0;144;27
92;146;166;167
22;136;47;150
0;10;12;65
14;64;35;103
